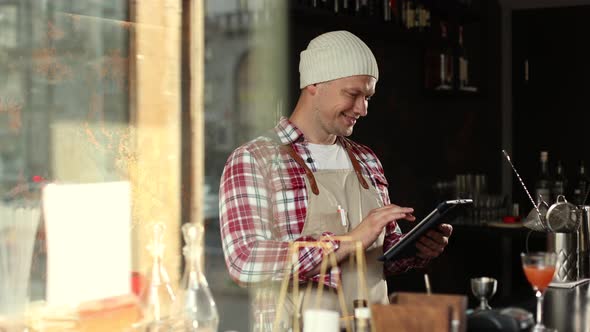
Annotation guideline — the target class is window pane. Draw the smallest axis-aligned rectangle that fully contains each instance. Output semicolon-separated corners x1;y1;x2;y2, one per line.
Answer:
204;1;287;331
0;0;133;303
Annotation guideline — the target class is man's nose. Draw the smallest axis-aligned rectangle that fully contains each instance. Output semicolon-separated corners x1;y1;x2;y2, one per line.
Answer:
354;97;368;116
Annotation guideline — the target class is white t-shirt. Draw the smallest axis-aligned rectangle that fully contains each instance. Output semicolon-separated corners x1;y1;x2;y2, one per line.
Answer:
307;142;352;170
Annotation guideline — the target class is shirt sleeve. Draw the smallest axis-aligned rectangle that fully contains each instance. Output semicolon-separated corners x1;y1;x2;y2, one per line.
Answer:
219;146;339;287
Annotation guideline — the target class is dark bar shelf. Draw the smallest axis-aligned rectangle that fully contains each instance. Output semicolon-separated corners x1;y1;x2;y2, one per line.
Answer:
423;87;481;98
289;6;441;48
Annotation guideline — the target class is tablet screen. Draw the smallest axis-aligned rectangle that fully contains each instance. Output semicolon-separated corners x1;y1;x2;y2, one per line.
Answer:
378;199;473;262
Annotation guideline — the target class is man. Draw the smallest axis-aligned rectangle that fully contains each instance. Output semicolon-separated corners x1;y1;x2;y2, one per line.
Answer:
219;30;452;326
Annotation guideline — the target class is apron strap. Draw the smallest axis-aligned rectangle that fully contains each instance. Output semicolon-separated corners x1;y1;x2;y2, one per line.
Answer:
280;139;370;195
280;145;320;195
340;138;370;190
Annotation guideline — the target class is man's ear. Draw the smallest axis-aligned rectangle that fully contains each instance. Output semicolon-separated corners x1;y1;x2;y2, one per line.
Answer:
305;83;318;96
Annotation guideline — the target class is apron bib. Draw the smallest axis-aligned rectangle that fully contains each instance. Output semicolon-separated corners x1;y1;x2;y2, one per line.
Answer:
282;142;389;316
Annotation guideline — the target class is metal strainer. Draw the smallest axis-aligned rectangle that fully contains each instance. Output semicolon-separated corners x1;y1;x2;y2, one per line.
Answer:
523;199;550;232
502;150;580;233
546;195;581;232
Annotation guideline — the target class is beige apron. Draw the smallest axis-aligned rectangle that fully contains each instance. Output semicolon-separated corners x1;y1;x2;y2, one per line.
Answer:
282;141;389;316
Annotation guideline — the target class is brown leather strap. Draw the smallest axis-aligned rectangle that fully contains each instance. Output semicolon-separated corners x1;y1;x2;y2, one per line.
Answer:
280;140;369;195
280;145;320;195
340;138;369;190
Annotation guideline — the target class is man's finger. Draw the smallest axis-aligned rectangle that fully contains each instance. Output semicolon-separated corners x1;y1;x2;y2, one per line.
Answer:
378;204;414;214
438;224;453;236
404;214;416;222
416;241;439;258
418;235;441;251
375;209;414;222
424;230;449;246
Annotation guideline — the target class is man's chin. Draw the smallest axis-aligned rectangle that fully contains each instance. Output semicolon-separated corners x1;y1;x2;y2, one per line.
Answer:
339;127;354;137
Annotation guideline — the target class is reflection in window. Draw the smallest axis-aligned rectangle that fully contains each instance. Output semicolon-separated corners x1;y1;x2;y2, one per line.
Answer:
0;0;288;330
0;2;130;198
0;1;130;302
0;4;17;49
203;1;287;331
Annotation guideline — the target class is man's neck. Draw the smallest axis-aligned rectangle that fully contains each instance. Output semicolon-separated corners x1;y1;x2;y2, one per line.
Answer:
290;101;337;145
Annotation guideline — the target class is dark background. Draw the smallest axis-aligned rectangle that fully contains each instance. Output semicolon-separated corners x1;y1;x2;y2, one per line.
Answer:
512;6;590;210
286;1;590;308
288;0;503;217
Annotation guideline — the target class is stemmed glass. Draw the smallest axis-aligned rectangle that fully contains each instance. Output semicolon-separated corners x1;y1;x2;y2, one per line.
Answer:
470;277;497;311
521;252;557;332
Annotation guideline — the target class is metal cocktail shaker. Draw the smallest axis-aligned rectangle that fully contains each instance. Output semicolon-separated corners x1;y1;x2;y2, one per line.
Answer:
547;232;578;282
547;206;587;283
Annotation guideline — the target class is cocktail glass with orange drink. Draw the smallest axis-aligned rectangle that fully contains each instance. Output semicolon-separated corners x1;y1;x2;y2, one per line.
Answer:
521;252;557;332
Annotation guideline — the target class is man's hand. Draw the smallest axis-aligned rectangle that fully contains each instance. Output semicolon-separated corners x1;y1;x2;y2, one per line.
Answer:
307;204;415;277
349;204;416;250
415;224;453;259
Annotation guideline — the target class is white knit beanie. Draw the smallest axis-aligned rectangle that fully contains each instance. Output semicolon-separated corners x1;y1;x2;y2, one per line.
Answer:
299;30;379;89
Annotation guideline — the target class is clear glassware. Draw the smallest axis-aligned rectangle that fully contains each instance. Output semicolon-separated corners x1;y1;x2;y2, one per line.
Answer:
139;223;177;330
173;222;219;332
521;252;557;332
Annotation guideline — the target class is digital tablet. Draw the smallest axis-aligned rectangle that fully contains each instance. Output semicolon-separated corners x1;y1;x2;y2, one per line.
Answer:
378;199;473;262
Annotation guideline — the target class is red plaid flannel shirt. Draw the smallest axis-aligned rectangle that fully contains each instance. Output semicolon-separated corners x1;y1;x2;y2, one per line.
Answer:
219;117;425;288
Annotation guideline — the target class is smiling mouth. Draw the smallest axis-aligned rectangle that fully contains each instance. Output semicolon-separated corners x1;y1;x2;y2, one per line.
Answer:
342;114;358;126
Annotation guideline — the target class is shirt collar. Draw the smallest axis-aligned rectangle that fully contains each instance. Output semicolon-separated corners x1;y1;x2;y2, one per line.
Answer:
273;117;305;145
273;116;350;148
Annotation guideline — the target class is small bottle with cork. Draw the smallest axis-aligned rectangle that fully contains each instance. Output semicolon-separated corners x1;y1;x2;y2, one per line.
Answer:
353;299;371;332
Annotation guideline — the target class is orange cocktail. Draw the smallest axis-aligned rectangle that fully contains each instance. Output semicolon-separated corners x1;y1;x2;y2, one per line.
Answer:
520;252;557;332
523;266;556;292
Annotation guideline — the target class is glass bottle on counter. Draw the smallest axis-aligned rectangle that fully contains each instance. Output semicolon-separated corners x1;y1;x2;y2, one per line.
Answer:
552;160;567;203
173;222;219;332
353;299;371;332
139;222;177;330
442;21;454;89
572;161;590;206
458;25;469;90
534;151;552;204
424;21;453;90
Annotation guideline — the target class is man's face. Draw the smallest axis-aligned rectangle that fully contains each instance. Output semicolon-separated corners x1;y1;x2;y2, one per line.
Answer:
312;75;376;138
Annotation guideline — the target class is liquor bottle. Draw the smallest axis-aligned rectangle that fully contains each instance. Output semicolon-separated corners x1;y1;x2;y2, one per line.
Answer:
359;0;370;16
342;0;350;14
458;25;469;89
400;0;407;28
552;160;567;203
383;0;391;21
406;0;415;29
353;299;371;332
535;151;552;204
424;20;452;90
423;0;431;29
572;161;590;206
415;0;423;31
442;22;454;88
